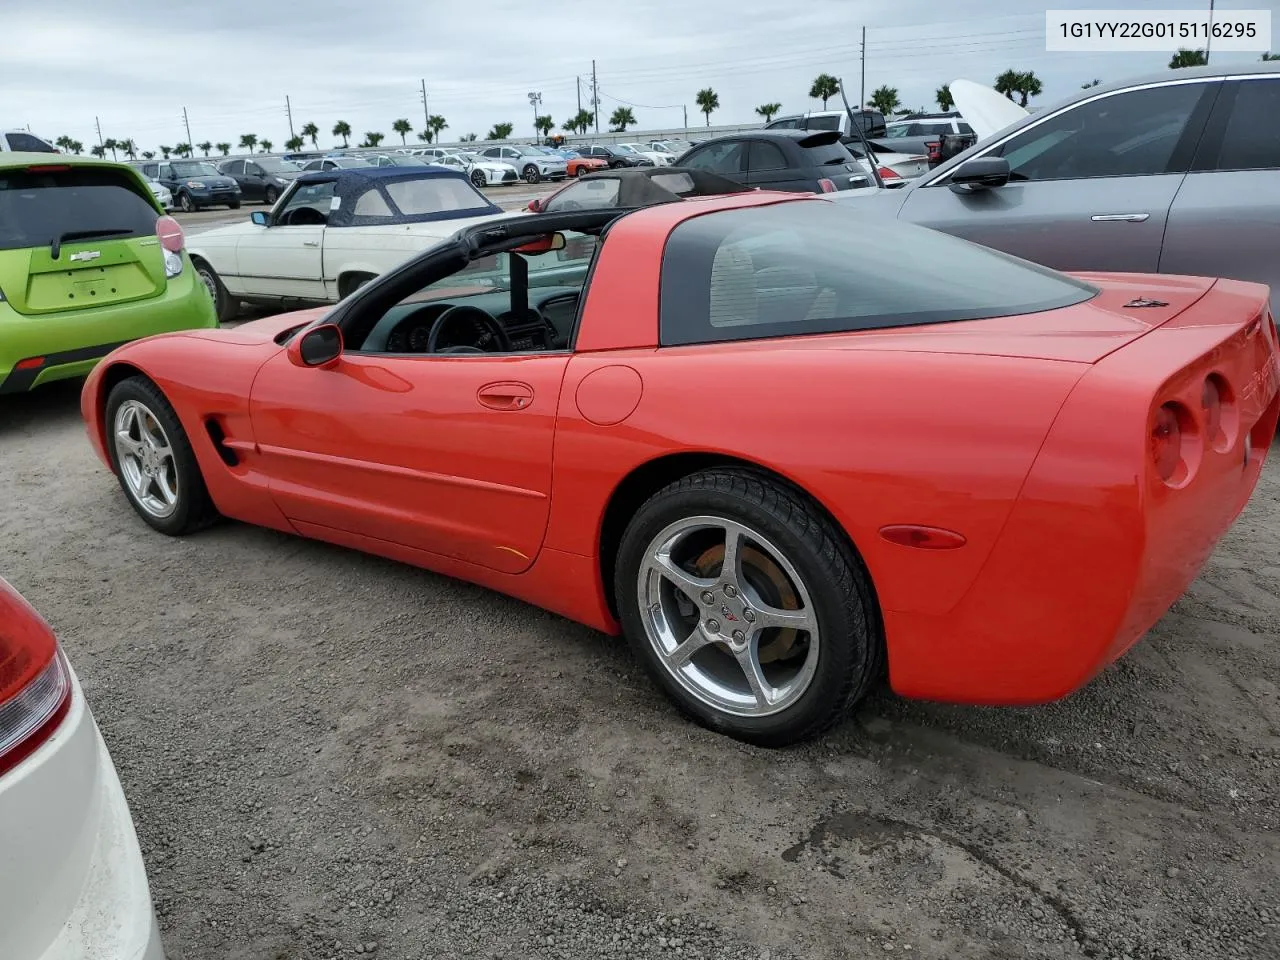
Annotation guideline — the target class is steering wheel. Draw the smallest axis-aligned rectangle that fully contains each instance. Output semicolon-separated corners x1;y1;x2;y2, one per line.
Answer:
426;305;512;354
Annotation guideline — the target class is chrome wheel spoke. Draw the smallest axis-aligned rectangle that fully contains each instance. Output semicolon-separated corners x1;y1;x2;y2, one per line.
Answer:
666;625;714;668
648;553;716;601
111;399;180;520
749;603;816;634
720;523;744;591
735;639;775;710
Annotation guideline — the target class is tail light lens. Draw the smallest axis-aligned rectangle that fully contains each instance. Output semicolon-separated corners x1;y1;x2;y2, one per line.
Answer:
926;141;941;161
817;178;836;193
877;166;901;180
1150;403;1184;483
156;215;184;279
0;579;71;777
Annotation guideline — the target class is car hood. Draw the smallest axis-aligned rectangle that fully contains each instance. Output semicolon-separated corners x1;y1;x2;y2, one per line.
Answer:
184;175;239;188
948;78;1030;139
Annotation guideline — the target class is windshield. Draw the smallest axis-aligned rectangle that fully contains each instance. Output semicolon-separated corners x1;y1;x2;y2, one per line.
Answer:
806;115;843;131
343;176;496;225
0;167;158;251
256;157;299;173
171;161;220;177
883;125;914;138
335;157;372;168
658;202;1097;346
613;144;638;155
387;155;430;166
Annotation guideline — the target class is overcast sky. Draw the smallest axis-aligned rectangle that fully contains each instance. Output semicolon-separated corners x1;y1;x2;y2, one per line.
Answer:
2;0;1275;153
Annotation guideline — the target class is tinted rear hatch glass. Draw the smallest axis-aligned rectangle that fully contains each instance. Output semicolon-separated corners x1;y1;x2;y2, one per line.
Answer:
0;166;165;314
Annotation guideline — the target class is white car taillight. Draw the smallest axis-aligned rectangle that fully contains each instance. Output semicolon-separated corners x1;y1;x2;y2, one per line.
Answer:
0;579;71;777
156;214;185;279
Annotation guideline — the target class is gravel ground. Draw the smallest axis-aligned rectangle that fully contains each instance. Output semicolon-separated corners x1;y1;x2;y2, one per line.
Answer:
2;381;1277;960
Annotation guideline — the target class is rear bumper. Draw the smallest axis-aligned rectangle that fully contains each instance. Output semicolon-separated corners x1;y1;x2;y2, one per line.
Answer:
0;265;216;393
885;303;1280;704
0;664;164;960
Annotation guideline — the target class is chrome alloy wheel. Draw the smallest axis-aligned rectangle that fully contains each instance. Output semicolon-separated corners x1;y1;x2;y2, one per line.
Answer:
638;516;820;717
197;266;217;302
113;400;180;519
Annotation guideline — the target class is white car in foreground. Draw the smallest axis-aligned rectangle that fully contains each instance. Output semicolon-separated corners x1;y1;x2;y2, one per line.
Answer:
0;577;163;960
188;165;517;321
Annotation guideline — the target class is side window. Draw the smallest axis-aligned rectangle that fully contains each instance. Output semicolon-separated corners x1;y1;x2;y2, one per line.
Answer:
958;122;975;135
1213;78;1280;171
158;164;172;179
353;187;393;217
543;178;620;212
747;141;788;172
276;182;336;225
224;160;244;175
681;141;745;175
768;118;799;130
5;132;57;152
992;82;1212;181
142;163;159;178
246;162;263;176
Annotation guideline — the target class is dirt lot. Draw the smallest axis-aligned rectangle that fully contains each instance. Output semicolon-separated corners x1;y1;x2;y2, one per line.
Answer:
2;382;1277;960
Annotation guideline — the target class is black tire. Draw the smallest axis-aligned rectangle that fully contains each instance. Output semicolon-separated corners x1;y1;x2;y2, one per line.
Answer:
228;200;241;209
264;186;278;205
614;468;882;747
339;273;376;298
178;191;195;213
193;258;239;324
104;376;219;536
575;165;589;178
522;164;540;184
470;170;487;188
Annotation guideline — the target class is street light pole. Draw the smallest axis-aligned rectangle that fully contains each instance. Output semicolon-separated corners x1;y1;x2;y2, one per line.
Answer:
1205;0;1215;62
528;91;542;142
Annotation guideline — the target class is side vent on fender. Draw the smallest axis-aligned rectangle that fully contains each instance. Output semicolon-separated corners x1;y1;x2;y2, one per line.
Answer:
204;418;239;467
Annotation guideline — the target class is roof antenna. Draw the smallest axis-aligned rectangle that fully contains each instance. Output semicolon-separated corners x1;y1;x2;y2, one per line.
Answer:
836;77;885;190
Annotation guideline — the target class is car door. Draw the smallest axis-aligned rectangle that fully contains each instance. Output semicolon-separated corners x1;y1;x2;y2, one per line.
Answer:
744;139;805;191
240;160;269;200
220;159;247;195
157;162;178;192
234;180;331;300
1160;75;1280;297
893;79;1221;274
680;140;748;183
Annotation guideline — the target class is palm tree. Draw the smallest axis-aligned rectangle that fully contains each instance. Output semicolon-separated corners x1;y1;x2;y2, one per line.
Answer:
118;138;137;159
486;122;514;141
216;142;231;157
695;88;720;126
55;135;74;152
1169;48;1207;68
1082;79;1101;88
239;134;257;152
285;135;305;152
1262;52;1280;61
535;114;555;137
301;122;319;148
428;115;448;143
868;85;901;115
332;121;351;147
936;84;954;111
103;138;119;161
90;144;106;158
173;142;192;158
159;145;172;159
392;118;412;144
259;139;273;153
461;133;478;142
609;107;637;132
755;102;782;122
359;132;384;148
562;110;593;134
69;140;83;155
994;69;1042;107
197;141;212;156
141;151;154;160
809;73;839;109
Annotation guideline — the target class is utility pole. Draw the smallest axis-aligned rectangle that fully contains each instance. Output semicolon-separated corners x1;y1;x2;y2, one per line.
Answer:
528;91;543;141
1205;0;1215;62
683;105;688;132
285;95;295;141
591;60;600;134
420;79;430;130
860;27;866;109
182;106;193;151
94;116;103;148
576;76;582;114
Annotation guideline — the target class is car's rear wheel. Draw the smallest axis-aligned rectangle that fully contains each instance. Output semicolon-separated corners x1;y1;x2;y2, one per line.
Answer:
105;377;218;536
192;258;238;324
228;200;241;209
178;192;195;213
523;164;540;184
614;468;881;747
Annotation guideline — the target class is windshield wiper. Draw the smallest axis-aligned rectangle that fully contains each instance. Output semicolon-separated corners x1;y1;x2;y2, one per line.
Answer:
51;228;133;260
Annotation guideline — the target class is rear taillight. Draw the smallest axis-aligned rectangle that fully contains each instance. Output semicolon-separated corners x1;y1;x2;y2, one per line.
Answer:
817;178;836;193
157;215;184;279
877;166;901;180
1151;401;1200;486
0;579;71;777
926;141;941;161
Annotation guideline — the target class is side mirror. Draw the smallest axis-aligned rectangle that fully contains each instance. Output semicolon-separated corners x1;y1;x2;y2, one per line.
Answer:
251;210;270;225
287;323;343;368
949;156;1010;194
527;198;542;212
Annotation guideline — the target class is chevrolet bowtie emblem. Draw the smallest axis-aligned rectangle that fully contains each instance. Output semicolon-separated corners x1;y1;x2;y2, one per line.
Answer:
69;250;102;262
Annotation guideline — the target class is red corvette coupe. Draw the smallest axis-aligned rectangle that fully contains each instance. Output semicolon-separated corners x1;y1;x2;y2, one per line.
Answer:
80;192;1280;746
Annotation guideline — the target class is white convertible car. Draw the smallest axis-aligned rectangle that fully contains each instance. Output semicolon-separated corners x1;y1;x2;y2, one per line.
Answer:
188;166;517;321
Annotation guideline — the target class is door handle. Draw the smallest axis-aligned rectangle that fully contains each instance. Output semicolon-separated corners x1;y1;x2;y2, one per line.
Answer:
303;240;320;247
1090;213;1150;222
477;381;534;410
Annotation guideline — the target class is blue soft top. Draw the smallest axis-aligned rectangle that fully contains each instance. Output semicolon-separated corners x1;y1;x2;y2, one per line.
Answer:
295;165;503;226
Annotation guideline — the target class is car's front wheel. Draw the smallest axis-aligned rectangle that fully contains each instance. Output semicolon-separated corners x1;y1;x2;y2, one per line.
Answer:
575;165;589;178
614;468;882;747
105;377;218;536
522;164;540;184
228;200;241;209
178;192;195;213
470;169;487;188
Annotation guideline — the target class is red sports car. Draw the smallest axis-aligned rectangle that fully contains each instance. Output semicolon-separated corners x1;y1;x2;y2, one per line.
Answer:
80;192;1280;746
566;155;608;178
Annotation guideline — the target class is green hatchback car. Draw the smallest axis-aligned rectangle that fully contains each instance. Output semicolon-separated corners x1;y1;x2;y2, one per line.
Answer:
0;153;216;394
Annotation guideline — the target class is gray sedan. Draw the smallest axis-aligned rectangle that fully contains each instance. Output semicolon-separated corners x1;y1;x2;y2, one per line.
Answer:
864;62;1280;299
